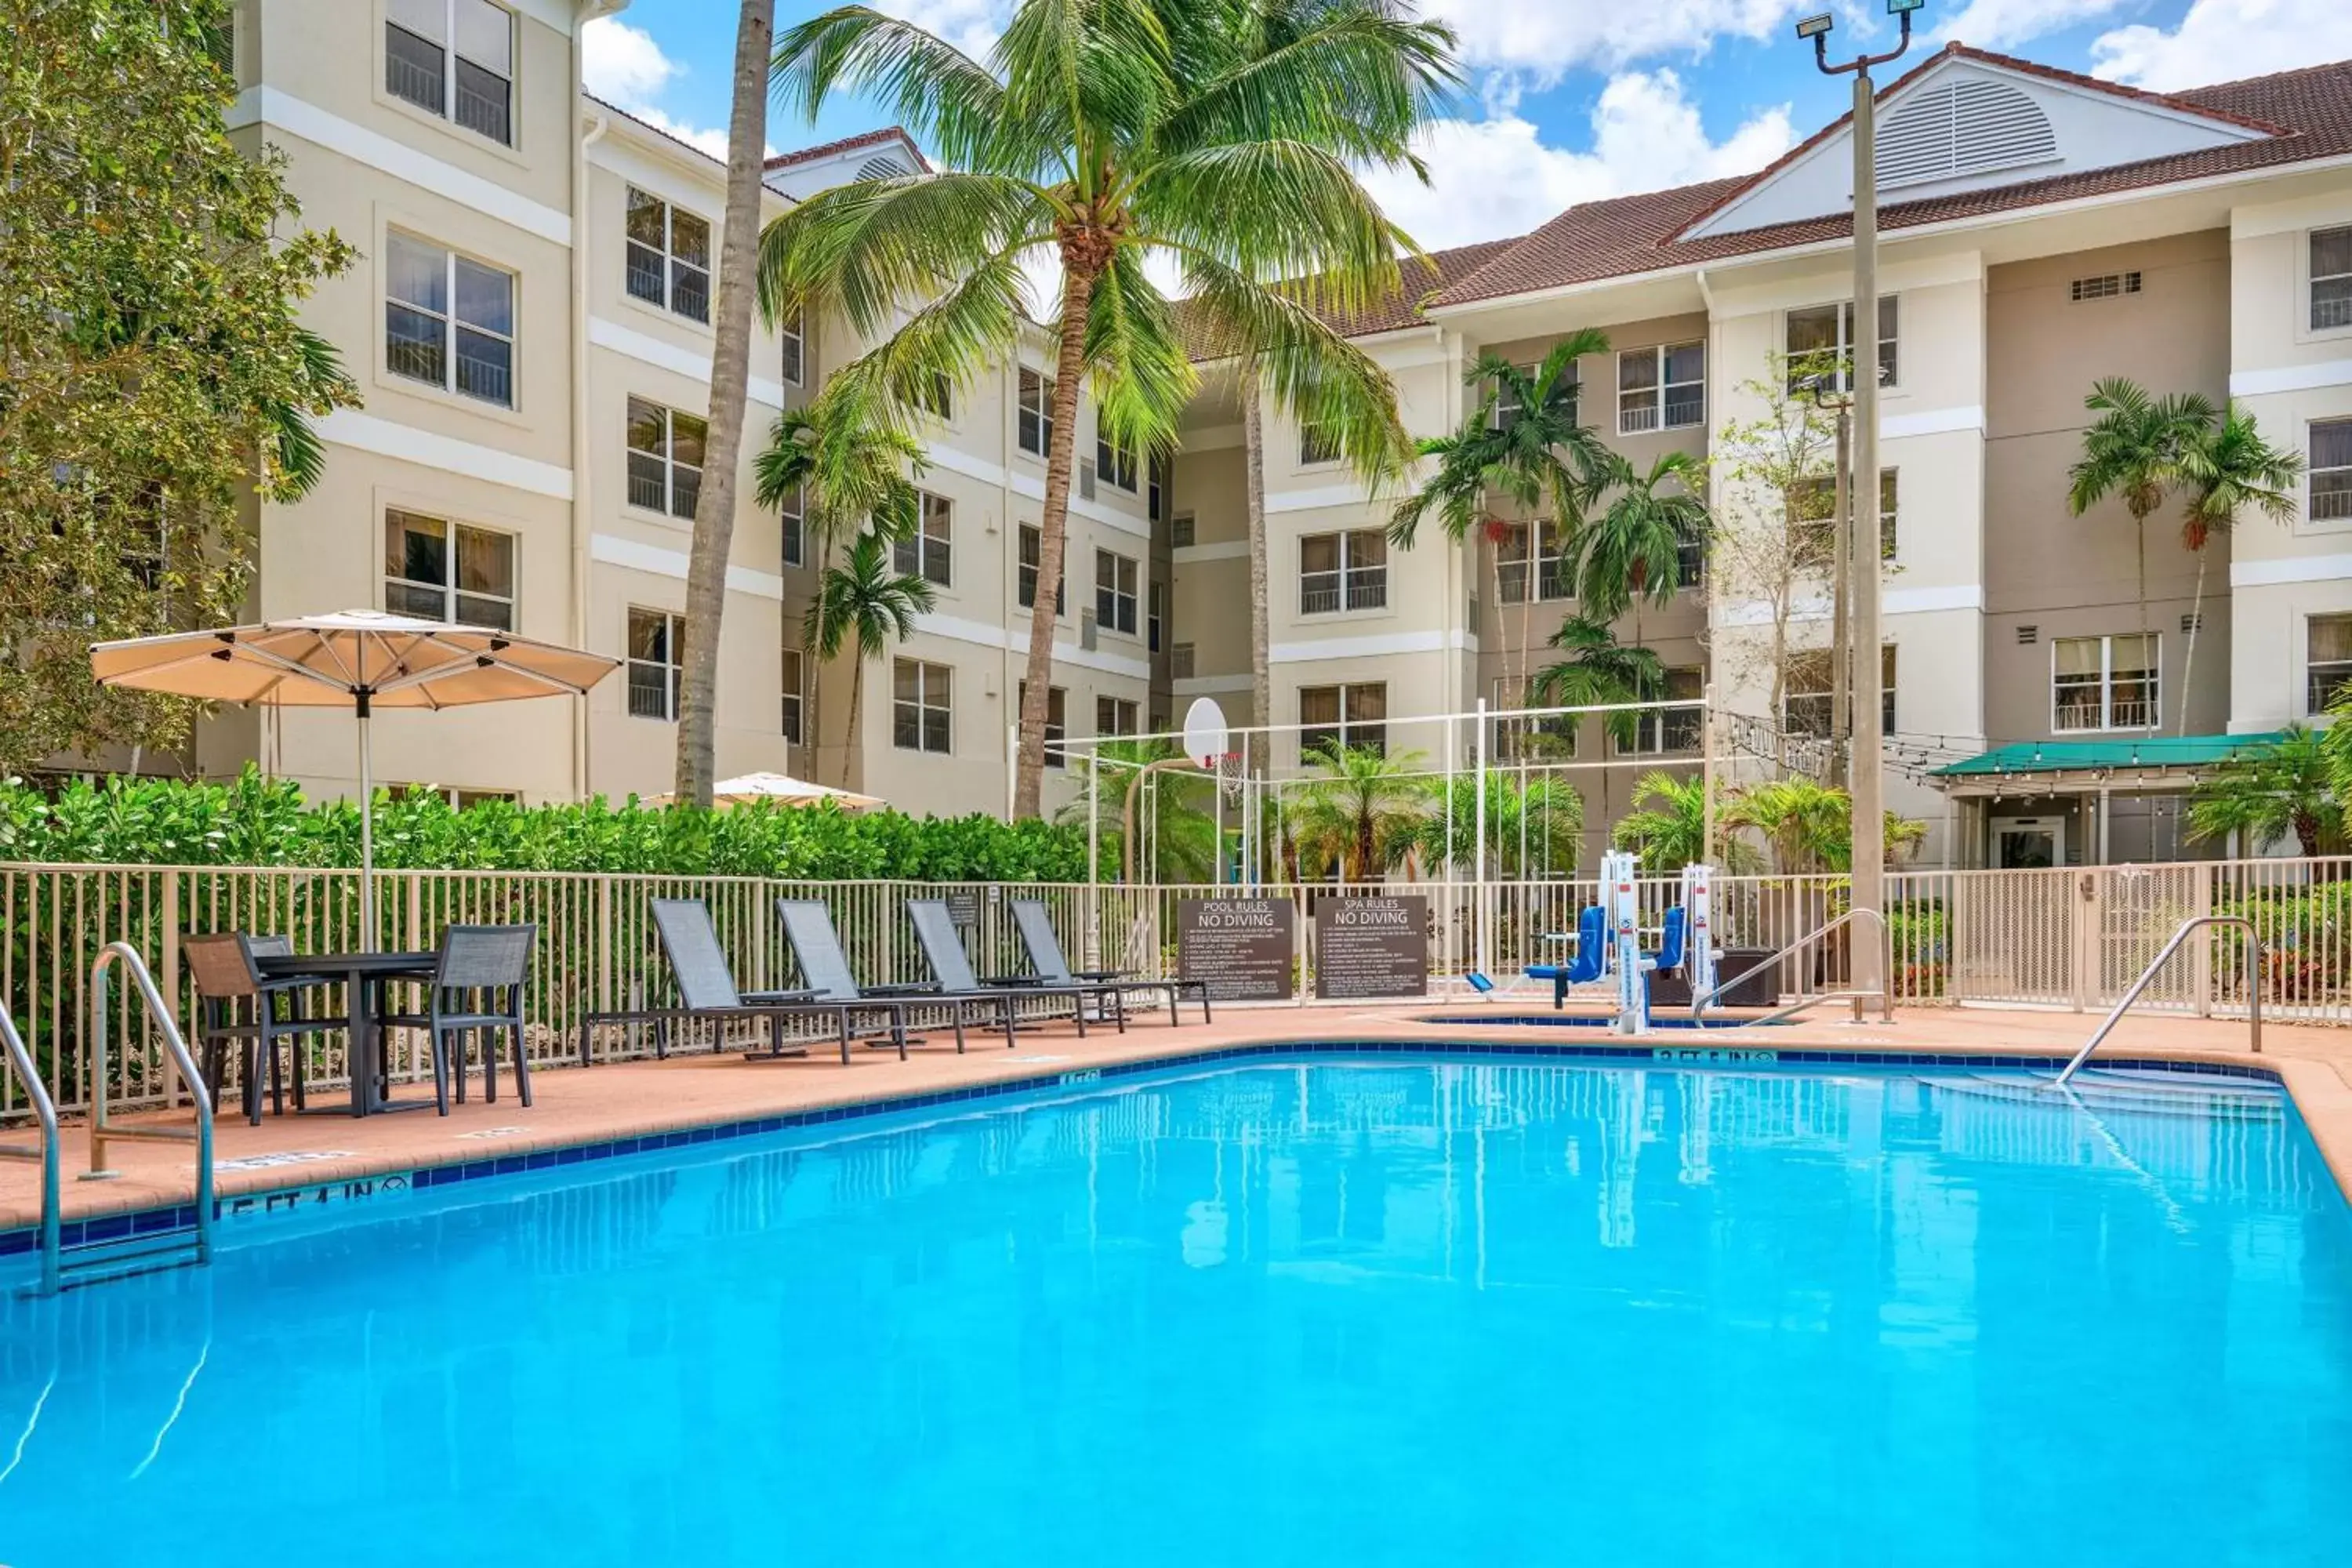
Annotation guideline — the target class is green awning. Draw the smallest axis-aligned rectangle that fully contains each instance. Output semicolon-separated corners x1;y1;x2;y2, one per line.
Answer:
1930;732;2287;779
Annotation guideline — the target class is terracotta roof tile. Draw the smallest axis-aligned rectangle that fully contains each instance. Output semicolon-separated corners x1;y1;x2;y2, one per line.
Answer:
1178;238;1519;361
763;127;931;173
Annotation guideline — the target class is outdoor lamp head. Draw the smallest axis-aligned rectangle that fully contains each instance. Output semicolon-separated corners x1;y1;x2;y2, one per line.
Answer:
1886;0;1926;14
1795;13;1835;39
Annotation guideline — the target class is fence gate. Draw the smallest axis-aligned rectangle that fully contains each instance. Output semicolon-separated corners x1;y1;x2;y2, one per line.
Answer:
1951;866;2075;1007
2089;864;2212;1014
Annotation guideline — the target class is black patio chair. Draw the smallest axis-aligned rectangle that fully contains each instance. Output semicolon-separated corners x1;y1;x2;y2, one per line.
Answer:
590;898;868;1067
379;924;537;1115
776;899;1016;1053
1011;898;1210;1024
907;899;1124;1036
183;932;350;1125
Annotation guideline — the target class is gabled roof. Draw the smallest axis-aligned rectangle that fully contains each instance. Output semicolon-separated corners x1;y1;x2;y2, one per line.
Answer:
1178;238;1518;362
764;127;931;174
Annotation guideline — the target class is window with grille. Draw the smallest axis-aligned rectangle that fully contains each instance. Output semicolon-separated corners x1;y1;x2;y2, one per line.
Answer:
1489;362;1573;430
386;0;513;146
2309;616;2352;715
2070;271;2142;302
623;190;711;323
779;305;804;387
1618;668;1704;757
1020;683;1067;768
913;371;950;420
1299;530;1387;614
384;510;514;629
1781;646;1896;738
1018;369;1054;456
1017;524;1064;613
1148;580;1165;653
1787;296;1897;393
2313;227;2352;332
1097;695;1138;737
1790;470;1899;564
2053;633;2158;731
894;659;951;753
1299;682;1386;758
1299;423;1342;466
1617;343;1705;434
1169;513;1196;548
386;233;514;407
1149;456;1171;523
1095;430;1138;492
626;608;684;721
779;483;805;568
2313;419;2352;522
1095;550;1138;635
626;398;707;519
1171;643;1195;678
1496;520;1573;604
781;648;804;744
892;492;953;586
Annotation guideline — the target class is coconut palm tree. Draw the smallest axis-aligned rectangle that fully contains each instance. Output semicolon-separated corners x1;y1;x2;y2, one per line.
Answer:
2189;724;2340;857
1417;769;1584;878
1612;771;1761;873
2066;377;2215;665
1293;741;1430;880
2175;402;2303;734
803;532;937;786
1057;736;1219;881
1530;613;1664;751
762;0;1458;818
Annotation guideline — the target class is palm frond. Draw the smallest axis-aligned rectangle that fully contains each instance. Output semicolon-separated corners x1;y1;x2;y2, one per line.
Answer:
1158;3;1461;163
771;6;1024;173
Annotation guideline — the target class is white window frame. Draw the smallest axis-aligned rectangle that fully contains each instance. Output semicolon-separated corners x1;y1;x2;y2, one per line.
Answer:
383;509;515;630
1617;343;1705;434
1095;549;1138;636
626;608;684;722
1791;469;1900;564
1148;455;1170;523
1298;681;1388;757
385;231;515;408
1018;368;1054;457
1298;529;1388;615
1496;520;1573;604
779;481;806;568
893;659;952;754
1617;668;1704;757
2308;615;2352;716
780;304;804;387
1020;682;1069;768
626;398;706;521
2311;418;2352;524
1095;428;1138;492
2051;633;2160;733
384;0;514;147
894;492;953;586
1096;695;1138;738
781;647;805;745
1299;422;1342;466
1018;524;1065;615
1780;646;1896;738
2311;226;2352;333
623;188;711;324
1786;296;1898;394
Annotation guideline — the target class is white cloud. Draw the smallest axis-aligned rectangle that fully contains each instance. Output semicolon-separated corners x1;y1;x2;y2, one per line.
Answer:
1422;0;1804;79
1930;0;2132;52
875;0;1010;63
581;17;680;104
1359;70;1795;252
2092;0;2352;91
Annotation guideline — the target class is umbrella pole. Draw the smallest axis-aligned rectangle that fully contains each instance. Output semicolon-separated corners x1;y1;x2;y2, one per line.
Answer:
358;693;376;953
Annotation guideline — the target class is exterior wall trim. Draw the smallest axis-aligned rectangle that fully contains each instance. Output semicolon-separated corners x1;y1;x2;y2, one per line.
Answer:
320;410;575;500
2230;360;2352;397
589;533;786;601
589;316;789;408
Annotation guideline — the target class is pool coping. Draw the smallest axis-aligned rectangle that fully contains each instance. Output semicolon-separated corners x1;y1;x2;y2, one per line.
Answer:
1;1031;2322;1268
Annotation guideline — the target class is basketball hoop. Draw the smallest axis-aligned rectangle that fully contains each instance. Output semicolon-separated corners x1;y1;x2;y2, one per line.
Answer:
1181;696;1230;772
1214;750;1246;802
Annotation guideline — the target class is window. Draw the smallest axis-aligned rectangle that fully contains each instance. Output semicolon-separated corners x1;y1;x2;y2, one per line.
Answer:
1618;343;1705;434
1299;683;1386;757
1149;456;1171;524
395;784;518;809
1095;550;1138;635
1782;646;1896;738
1492;678;1575;760
1018;369;1054;457
386;0;512;146
626;608;684;721
1787;296;1898;393
1299;530;1388;614
1169;513;1196;548
1619;668;1704;757
1020;683;1067;768
626;398;706;520
383;510;514;629
1095;430;1138;492
1018;524;1065;614
779;483;805;568
2313;419;2352;522
1148;580;1165;653
385;233;514;407
623;189;711;324
2312;227;2352;332
1097;695;1138;737
1496;520;1573;604
781;648;804;745
2053;633;2158;731
894;492;952;586
2310;617;2352;715
894;659;951;753
916;371;950;420
1300;423;1342;466
779;305;804;387
1791;470;1899;564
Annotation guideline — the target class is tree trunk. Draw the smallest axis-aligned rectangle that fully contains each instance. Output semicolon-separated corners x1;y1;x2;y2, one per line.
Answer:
1244;376;1271;753
2179;543;2208;737
672;0;776;808
840;648;864;788
1014;263;1098;818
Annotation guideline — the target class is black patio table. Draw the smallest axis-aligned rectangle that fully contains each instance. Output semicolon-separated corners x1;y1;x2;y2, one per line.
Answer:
254;950;438;1116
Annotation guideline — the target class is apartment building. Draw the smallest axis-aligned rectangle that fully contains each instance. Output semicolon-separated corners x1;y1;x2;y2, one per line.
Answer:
1171;43;2352;870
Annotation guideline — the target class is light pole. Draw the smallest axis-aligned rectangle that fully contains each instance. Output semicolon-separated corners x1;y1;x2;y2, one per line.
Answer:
1804;372;1853;790
1797;0;1919;1008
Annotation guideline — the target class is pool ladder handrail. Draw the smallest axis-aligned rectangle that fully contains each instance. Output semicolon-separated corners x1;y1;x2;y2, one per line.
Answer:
84;942;215;1272
0;1008;62;1296
1692;907;1894;1027
2053;915;2262;1087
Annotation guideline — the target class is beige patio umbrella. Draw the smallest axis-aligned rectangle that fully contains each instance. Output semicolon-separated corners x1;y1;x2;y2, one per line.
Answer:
91;610;620;946
645;771;885;812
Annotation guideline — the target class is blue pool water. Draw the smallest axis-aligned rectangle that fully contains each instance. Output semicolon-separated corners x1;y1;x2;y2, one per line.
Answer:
4;1057;2350;1566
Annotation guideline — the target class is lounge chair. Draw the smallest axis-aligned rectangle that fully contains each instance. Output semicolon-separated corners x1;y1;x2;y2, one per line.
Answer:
906;900;1127;1036
1009;898;1210;1024
575;898;864;1065
775;899;1021;1052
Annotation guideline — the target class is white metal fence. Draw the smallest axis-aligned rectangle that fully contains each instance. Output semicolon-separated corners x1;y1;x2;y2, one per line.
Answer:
4;855;2346;1119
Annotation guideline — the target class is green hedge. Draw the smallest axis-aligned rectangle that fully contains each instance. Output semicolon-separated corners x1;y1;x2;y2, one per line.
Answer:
0;767;1092;882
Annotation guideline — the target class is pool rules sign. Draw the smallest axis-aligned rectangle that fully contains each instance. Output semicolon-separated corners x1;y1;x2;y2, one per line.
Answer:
1313;895;1429;1000
1178;898;1296;1002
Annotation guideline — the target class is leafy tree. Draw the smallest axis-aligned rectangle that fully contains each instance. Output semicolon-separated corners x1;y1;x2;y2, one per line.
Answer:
1530;614;1663;751
1292;741;1430;880
1612;771;1760;873
1417;769;1583;878
1056;737;1218;881
1729;779;1923;873
802;533;937;785
763;0;1457;817
0;0;358;770
674;0;779;808
2191;724;2340;857
2066;377;2214;664
2175;402;2303;734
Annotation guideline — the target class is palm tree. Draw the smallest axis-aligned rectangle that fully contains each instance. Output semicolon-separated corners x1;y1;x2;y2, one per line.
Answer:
260;328;356;496
1613;771;1761;873
1730;778;1925;873
1530;613;1664;751
2190;724;2340;857
1570;448;1709;628
2175;402;2303;734
673;0;779;808
1292;742;1430;880
1418;769;1584;878
2067;377;2215;666
764;0;1458;818
803;532;937;786
1057;737;1218;880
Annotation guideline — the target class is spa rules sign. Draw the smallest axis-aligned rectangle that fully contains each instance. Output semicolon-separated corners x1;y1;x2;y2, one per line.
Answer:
1313;895;1429;1000
1178;898;1296;1002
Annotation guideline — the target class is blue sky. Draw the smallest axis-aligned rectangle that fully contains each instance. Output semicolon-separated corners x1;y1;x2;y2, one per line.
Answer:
586;1;2352;252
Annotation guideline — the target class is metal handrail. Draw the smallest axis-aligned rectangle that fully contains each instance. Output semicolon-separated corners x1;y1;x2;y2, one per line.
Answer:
0;1010;60;1295
86;943;215;1266
2053;915;2261;1087
1693;907;1893;1026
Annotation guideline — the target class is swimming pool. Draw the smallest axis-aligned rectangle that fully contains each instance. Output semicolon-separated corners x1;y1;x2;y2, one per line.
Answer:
4;1054;2349;1566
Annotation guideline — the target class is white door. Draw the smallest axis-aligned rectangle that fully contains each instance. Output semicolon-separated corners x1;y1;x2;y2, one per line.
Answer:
1992;815;2063;869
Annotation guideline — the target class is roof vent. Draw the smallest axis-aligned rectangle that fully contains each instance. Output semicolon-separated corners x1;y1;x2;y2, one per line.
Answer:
1877;77;2057;191
1171;642;1196;678
1170;512;1196;548
853;155;906;182
2016;624;2038;644
2071;271;2143;302
2181;612;2203;633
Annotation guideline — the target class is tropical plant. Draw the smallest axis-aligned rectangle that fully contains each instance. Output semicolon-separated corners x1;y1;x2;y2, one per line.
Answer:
1416;770;1584;878
2190;724;2341;857
2175;402;2303;733
1728;779;1925;873
1056;737;1218;881
674;0;781;808
1291;742;1430;880
1530;614;1664;751
2066;377;2216;660
1569;449;1710;626
802;533;938;786
1611;771;1761;873
0;0;358;770
762;0;1458;817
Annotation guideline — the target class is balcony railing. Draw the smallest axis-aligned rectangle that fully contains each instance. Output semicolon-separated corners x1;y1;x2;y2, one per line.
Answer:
385;27;445;117
454;60;512;147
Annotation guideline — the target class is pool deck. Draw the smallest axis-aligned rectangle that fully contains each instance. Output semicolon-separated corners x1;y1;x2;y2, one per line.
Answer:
7;1000;2352;1234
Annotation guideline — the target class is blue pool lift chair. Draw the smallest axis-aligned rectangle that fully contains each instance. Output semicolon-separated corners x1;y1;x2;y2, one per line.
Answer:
1524;905;1611;1010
